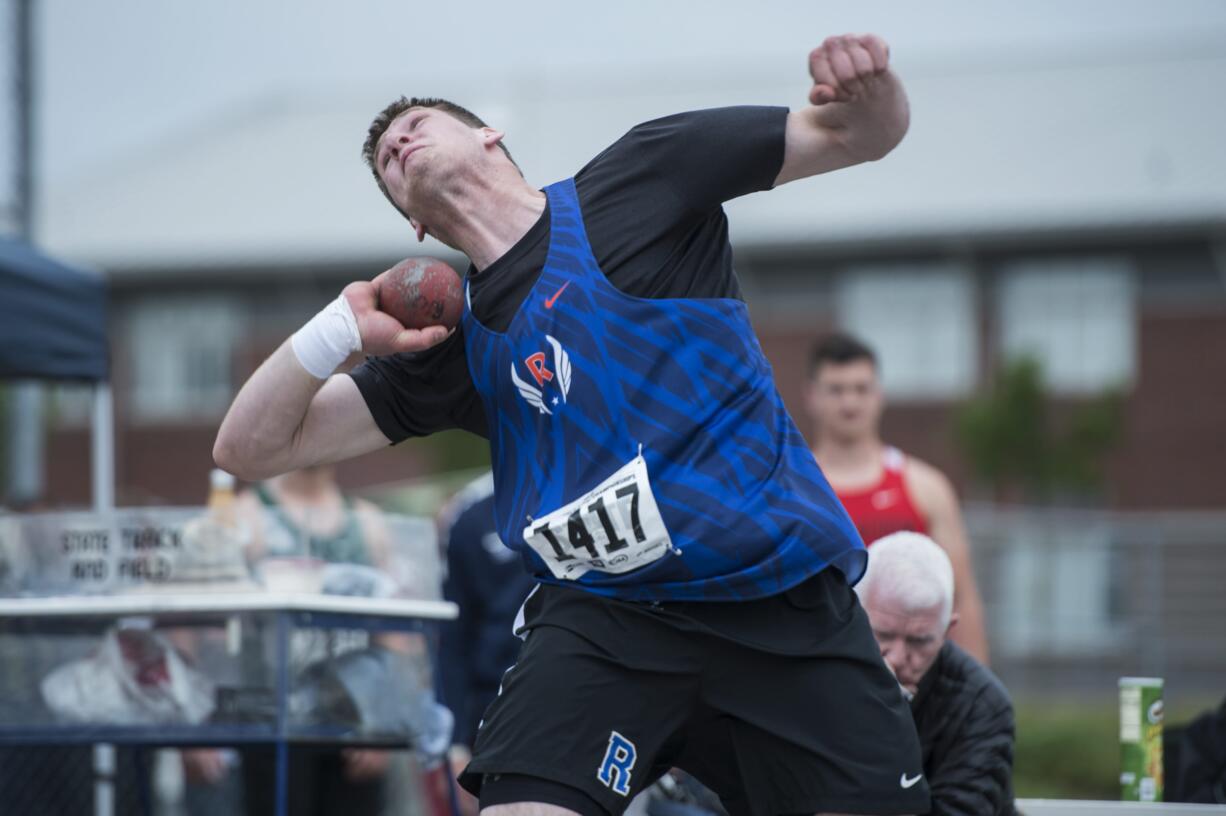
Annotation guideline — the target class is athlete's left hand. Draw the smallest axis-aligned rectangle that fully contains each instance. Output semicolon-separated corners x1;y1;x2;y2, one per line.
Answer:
808;34;891;105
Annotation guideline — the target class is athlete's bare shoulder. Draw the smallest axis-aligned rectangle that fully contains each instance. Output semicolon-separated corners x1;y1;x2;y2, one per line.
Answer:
900;451;958;514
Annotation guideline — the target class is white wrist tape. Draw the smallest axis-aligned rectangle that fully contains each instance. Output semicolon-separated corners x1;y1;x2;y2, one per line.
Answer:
291;294;362;378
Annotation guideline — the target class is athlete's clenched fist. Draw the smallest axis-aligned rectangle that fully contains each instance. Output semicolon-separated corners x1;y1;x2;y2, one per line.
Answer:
808;34;892;105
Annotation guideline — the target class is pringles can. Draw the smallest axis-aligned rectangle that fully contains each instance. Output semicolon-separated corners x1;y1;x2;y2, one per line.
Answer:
1119;676;1164;801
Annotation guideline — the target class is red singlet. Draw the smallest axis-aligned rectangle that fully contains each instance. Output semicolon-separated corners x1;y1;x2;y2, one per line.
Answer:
833;447;929;547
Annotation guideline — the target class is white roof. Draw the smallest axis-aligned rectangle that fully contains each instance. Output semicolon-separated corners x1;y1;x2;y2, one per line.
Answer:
39;44;1226;272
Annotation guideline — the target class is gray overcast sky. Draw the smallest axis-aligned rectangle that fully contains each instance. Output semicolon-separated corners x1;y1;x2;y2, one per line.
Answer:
31;0;1226;189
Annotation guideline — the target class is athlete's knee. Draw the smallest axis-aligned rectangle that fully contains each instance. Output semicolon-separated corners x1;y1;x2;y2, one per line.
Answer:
481;805;584;816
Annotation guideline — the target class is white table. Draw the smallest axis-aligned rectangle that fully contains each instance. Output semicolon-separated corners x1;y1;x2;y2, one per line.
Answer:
0;591;457;620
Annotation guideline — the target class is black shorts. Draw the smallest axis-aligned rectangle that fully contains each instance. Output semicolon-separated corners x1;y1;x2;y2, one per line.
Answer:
458;569;929;816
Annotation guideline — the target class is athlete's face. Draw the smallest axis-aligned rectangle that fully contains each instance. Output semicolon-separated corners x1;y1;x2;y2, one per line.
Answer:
373;107;497;225
861;588;956;694
806;359;884;444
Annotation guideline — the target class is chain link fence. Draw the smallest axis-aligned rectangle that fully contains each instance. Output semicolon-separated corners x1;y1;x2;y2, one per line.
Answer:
967;505;1226;700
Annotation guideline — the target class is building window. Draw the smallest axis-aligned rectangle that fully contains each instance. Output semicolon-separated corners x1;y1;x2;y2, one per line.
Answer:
998;257;1135;393
126;296;241;422
993;522;1126;657
836;263;978;399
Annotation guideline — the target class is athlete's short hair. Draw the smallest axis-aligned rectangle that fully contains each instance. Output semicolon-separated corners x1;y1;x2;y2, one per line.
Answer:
808;332;878;379
361;96;519;219
856;531;955;628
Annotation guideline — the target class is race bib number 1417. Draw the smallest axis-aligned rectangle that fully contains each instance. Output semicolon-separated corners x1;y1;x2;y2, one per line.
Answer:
521;454;674;580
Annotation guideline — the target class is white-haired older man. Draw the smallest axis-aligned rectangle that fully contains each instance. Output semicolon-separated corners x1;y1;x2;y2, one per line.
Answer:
858;531;1017;816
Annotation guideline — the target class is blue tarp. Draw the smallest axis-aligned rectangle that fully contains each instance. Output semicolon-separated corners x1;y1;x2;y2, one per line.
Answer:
0;238;108;382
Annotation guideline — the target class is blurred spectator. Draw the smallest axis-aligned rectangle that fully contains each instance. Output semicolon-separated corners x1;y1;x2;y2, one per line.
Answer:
240;465;391;569
183;465;398;816
806;332;990;664
435;471;535;813
857;531;1015;816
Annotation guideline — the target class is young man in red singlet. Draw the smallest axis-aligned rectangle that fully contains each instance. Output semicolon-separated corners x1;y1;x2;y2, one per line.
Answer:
806;332;990;663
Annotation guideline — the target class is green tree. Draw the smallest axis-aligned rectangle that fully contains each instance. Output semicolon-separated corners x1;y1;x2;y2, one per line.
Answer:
955;357;1124;501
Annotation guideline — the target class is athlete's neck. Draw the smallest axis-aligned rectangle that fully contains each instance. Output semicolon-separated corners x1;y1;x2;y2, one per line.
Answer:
421;171;546;271
271;468;341;505
812;436;884;483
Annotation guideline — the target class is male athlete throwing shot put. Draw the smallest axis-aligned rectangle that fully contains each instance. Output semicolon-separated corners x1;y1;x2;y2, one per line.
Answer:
216;33;925;816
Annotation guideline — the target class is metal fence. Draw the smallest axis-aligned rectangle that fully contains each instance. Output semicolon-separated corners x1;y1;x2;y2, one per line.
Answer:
966;505;1226;700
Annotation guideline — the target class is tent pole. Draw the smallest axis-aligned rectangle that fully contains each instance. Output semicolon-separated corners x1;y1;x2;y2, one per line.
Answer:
5;382;43;505
91;383;113;512
90;382;115;816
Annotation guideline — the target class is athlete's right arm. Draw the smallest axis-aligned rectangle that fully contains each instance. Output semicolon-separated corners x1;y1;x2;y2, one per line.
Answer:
213;276;449;481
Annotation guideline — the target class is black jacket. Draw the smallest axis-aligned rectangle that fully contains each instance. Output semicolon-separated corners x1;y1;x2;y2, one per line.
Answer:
1166;696;1226;803
911;642;1016;816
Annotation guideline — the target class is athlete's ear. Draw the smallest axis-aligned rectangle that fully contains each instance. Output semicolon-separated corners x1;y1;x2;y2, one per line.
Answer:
409;217;427;243
481;126;506;147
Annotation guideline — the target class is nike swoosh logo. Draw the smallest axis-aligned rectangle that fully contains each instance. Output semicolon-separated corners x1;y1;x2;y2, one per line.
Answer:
544;280;570;309
900;772;923;789
872;489;898;509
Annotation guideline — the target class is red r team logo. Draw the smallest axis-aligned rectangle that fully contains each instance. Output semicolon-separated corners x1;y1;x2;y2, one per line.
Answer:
511;335;573;416
524;352;554;387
